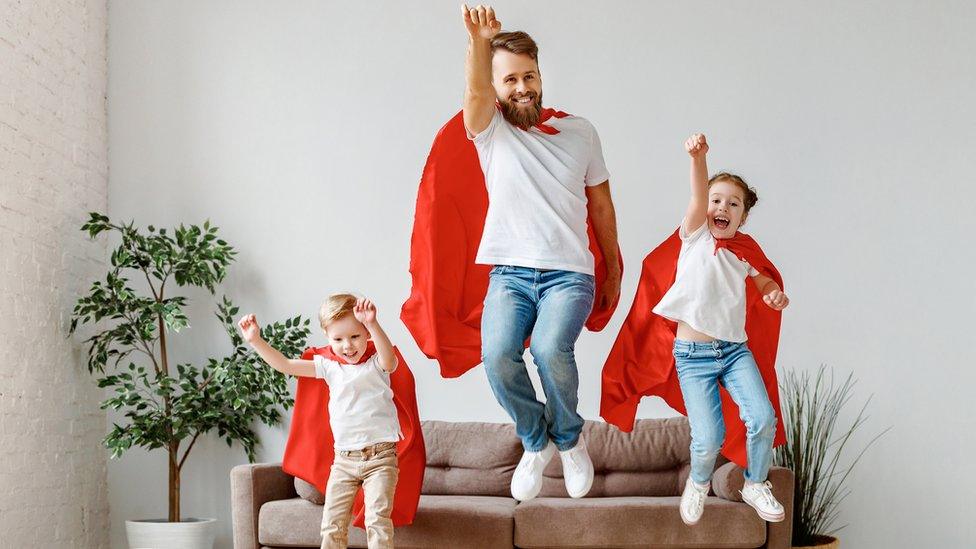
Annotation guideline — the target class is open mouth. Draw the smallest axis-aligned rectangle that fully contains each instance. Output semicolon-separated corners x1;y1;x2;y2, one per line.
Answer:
713;216;730;230
512;94;535;106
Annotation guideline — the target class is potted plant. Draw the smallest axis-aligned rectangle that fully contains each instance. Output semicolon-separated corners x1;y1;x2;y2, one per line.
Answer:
69;213;311;549
774;365;890;548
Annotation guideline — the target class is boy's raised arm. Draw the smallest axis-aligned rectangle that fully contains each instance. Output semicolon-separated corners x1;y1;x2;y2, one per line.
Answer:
683;133;709;235
462;4;501;136
354;298;398;373
238;314;317;377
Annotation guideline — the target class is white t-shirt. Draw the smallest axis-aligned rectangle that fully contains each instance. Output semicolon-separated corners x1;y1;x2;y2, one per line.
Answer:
313;353;402;451
469;109;611;275
652;222;759;343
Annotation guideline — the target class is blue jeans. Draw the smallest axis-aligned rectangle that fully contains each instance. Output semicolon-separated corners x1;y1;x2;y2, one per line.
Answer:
673;339;778;484
481;266;596;452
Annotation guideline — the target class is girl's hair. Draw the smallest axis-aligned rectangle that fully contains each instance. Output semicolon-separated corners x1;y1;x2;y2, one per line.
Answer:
318;293;357;330
708;172;759;213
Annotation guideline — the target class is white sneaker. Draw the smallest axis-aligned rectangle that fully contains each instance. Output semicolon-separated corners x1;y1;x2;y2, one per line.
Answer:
558;436;594;498
511;442;555;501
679;476;710;525
740;480;786;522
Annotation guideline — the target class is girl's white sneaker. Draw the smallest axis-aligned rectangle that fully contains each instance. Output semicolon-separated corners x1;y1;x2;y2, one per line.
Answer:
740;480;786;522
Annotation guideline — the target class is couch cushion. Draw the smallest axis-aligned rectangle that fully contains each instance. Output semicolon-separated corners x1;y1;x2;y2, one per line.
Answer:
294;477;324;505
421;420;522;496
538;418;730;498
514;496;766;548
258;495;516;548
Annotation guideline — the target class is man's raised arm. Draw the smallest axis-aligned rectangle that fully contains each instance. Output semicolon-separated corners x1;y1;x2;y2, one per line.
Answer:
462;4;501;135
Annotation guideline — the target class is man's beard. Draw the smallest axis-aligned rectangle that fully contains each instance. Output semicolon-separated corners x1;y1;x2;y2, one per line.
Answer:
499;92;544;129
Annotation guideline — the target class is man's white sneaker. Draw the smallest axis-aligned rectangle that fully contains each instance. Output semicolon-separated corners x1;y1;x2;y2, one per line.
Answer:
558;436;594;498
511;442;555;501
679;476;710;525
740;480;786;522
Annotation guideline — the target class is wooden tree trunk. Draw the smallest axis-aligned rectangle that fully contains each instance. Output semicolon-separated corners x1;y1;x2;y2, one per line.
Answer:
169;441;180;522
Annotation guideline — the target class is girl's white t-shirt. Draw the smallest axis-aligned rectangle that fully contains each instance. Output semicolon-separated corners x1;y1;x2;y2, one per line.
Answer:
652;222;758;343
469;109;611;275
313;354;402;451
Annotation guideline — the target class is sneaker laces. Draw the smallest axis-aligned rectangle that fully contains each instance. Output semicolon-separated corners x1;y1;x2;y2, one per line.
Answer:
755;481;777;508
687;482;706;510
566;449;585;473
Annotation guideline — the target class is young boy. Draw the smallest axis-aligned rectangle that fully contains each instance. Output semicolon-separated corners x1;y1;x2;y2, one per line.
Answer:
652;134;790;526
238;294;400;549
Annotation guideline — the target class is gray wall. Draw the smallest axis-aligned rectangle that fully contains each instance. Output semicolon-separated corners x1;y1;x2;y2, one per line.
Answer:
107;1;975;547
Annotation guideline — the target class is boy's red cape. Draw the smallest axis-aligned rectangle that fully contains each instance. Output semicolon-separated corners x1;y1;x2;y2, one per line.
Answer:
281;342;425;527
600;229;786;467
401;110;623;378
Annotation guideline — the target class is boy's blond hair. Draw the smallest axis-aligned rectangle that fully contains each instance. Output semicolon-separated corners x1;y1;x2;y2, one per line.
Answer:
319;293;357;330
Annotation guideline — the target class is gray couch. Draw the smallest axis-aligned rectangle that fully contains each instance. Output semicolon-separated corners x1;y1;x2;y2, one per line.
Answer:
231;417;793;548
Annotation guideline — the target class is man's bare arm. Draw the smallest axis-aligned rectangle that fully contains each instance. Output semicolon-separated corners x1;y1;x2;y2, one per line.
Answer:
462;4;501;135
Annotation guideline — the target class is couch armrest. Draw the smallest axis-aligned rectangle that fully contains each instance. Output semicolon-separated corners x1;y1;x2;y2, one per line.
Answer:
230;462;298;549
711;463;794;549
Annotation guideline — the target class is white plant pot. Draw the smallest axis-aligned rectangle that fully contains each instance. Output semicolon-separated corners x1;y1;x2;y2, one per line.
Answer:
125;518;217;549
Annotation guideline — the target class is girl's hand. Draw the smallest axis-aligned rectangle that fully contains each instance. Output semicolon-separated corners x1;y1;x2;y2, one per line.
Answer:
237;314;262;344
354;298;378;326
763;290;790;311
462;4;501;41
685;133;708;158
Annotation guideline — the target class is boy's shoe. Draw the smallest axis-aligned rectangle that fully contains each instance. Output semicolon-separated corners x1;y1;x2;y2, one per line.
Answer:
558;436;594;498
679;476;710;525
511;442;555;501
740;480;786;522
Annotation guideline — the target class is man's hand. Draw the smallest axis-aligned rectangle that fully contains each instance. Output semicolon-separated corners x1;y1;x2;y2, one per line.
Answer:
237;314;262;344
462;4;501;41
353;297;378;326
596;270;622;310
762;290;790;311
685;133;708;158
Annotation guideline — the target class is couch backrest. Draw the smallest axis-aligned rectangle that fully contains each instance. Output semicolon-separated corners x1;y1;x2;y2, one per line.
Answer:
421;417;727;497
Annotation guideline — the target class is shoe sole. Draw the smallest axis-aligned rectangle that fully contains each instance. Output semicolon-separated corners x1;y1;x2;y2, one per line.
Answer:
566;475;593;498
680;510;701;526
741;495;785;523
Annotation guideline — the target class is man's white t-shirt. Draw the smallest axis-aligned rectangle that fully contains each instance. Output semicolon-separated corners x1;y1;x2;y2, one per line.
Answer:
312;353;402;451
468;109;611;275
652;222;759;343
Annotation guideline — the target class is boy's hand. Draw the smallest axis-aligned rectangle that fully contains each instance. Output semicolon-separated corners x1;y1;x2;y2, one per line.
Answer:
353;298;378;326
763;290;790;311
462;4;501;41
237;314;262;344
685;133;708;158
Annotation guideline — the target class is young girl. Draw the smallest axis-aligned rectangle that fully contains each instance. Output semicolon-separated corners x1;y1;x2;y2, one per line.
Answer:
239;295;401;549
652;134;789;525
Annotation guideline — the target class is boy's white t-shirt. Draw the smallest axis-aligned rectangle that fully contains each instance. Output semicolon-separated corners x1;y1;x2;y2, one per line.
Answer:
652;221;759;343
313;353;402;451
468;109;611;275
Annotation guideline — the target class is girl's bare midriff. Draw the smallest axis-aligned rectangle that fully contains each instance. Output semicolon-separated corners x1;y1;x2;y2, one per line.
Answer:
676;321;717;343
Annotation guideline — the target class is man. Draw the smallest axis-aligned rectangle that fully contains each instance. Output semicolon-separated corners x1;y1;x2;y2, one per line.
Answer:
461;4;621;501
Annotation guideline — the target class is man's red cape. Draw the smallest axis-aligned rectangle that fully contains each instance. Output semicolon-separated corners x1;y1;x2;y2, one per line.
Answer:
401;110;623;378
281;342;425;527
600;229;786;467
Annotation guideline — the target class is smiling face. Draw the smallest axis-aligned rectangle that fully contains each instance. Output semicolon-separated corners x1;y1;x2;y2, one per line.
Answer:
492;49;544;128
323;313;369;363
707;180;748;239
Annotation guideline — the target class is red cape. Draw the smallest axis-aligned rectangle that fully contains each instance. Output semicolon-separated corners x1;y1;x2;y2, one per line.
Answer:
282;342;425;527
401;110;623;378
600;229;786;467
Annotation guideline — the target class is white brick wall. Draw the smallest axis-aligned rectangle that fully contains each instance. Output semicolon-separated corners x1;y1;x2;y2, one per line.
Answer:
0;1;110;547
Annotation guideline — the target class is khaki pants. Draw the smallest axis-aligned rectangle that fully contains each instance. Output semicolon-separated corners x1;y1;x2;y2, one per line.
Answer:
320;442;398;549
